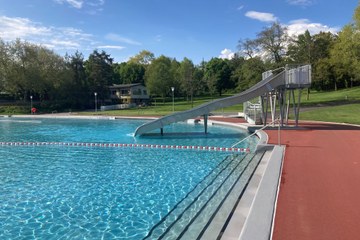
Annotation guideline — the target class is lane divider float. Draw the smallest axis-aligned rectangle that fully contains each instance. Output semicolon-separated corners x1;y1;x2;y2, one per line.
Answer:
0;141;251;153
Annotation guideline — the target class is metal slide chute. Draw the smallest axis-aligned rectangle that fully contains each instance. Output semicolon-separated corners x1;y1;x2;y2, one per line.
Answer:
134;70;286;136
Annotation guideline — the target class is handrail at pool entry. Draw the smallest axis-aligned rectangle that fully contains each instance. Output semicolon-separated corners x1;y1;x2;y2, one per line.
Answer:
231;118;280;149
0;141;250;153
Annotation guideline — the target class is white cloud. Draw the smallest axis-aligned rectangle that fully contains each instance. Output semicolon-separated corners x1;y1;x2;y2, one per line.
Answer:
286;19;339;36
287;0;314;7
154;34;162;42
97;45;125;50
219;49;235;60
105;33;141;45
0;16;50;40
54;0;105;14
49;39;80;48
245;11;278;22
87;1;106;15
237;5;244;10
54;0;84;9
0;15;94;51
87;0;105;7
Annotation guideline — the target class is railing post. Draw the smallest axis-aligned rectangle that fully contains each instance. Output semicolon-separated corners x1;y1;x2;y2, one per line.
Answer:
204;114;208;134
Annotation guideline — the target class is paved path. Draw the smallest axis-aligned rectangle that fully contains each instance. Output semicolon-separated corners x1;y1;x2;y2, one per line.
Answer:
265;122;360;240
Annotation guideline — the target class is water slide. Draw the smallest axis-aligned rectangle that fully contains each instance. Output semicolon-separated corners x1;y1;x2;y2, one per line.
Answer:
134;70;287;136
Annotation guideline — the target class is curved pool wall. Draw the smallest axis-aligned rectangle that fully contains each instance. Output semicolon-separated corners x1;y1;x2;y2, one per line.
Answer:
0;115;262;239
0;115;257;149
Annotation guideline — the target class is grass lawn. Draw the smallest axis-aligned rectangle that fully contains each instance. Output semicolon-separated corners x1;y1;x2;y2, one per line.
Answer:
90;87;360;125
301;86;360;106
2;87;360;125
84;96;244;117
299;103;360;125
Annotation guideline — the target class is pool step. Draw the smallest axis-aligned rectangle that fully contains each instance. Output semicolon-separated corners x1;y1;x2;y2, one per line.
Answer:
185;152;264;240
160;154;258;240
143;153;242;240
144;153;262;240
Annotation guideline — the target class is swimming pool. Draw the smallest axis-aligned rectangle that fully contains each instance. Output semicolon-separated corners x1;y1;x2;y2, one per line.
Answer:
0;117;258;239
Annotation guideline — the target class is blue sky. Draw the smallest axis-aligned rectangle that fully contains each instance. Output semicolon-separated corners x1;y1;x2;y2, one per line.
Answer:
0;0;358;64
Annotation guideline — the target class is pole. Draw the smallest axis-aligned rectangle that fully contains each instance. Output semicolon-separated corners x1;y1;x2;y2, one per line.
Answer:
94;92;97;112
171;87;174;112
30;96;33;114
278;118;281;146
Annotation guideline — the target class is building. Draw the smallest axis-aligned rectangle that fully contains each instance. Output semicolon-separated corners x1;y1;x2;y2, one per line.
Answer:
108;83;149;106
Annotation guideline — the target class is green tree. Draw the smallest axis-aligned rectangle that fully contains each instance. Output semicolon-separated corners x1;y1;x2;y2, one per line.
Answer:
312;58;335;90
330;25;360;88
331;2;360;88
237;39;259;59
128;50;155;65
236;57;265;91
312;32;337;60
0;39;10;93
85;50;114;101
114;62;145;84
228;55;246;92
63;51;89;108
353;2;360;28
190;61;207;97
287;30;313;64
256;22;288;63
145;55;175;101
204;58;233;96
0;39;68;103
179;58;195;103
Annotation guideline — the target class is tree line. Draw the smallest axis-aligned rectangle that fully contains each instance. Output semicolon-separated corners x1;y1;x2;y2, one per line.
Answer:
0;4;359;111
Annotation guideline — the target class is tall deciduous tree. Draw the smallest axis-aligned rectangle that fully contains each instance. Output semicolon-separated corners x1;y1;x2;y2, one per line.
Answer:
114;62;145;84
329;4;360;89
237;39;259;59
287;30;314;64
256;22;288;63
0;39;68;102
236;57;265;91
179;58;195;103
204;58;233;96
64;51;89;108
0;39;9;93
330;25;359;88
145;55;175;101
128;50;155;65
85;50;114;100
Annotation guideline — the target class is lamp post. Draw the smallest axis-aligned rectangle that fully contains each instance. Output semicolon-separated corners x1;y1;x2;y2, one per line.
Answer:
30;95;33;114
94;92;97;112
171;87;175;112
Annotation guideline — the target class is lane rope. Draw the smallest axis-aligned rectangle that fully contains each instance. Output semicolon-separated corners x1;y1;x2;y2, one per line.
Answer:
0;141;251;153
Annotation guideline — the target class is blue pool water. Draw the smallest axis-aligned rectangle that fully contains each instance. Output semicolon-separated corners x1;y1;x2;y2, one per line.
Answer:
0;117;257;239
